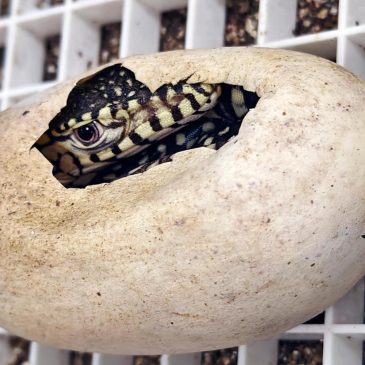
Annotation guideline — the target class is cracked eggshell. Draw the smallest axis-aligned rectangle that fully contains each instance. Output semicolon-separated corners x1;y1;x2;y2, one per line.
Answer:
0;48;364;354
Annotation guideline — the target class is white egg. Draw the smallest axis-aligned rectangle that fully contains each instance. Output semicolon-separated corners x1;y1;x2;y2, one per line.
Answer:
0;48;364;355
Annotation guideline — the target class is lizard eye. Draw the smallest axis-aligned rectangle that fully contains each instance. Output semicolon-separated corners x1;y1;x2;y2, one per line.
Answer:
74;122;100;146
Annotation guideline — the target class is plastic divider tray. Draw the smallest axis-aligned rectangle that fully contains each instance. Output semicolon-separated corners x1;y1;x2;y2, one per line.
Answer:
0;0;364;364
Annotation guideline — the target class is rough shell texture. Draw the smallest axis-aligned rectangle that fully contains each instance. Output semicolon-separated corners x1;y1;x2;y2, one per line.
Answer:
0;48;364;355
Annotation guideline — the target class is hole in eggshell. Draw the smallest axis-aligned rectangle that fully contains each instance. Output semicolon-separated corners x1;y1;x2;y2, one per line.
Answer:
33;64;259;188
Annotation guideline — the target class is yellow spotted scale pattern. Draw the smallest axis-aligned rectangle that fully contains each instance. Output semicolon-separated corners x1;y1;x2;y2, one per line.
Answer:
34;64;259;188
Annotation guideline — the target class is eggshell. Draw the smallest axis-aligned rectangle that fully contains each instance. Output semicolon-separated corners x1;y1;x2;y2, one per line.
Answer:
0;48;364;354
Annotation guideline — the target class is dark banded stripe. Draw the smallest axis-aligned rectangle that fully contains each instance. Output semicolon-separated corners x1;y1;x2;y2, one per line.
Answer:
91;110;99;120
184;93;201;111
220;88;239;120
190;84;212;97
149;115;163;131
107;119;126;129
242;89;260;109
171;105;183;122
157;86;168;102
129;131;145;145
90;153;100;162
112;145;122;155
109;104;119;119
173;83;183;93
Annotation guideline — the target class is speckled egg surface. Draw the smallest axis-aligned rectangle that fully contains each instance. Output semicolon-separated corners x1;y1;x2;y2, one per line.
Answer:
0;48;364;354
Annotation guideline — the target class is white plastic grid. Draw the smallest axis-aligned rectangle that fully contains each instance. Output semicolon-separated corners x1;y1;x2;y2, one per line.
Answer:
0;0;364;364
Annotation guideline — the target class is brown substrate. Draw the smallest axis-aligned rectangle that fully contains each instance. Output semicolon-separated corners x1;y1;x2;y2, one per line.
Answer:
69;351;92;365
0;0;9;16
278;340;323;365
43;34;60;81
99;22;121;65
36;0;64;8
294;0;339;35
201;347;238;365
224;0;259;46
159;8;187;51
7;336;30;365
133;355;161;365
